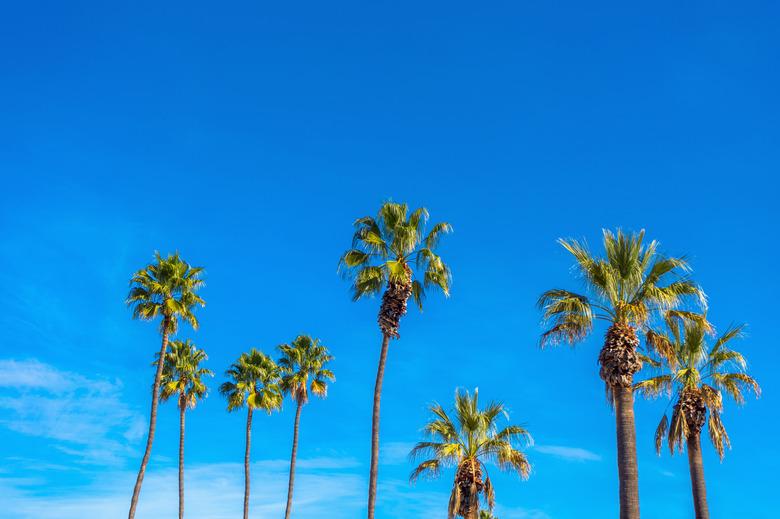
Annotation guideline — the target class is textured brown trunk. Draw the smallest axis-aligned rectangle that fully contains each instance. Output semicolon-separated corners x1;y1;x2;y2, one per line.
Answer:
127;319;170;519
686;434;709;519
284;399;303;519
614;385;640;519
243;408;252;519
178;400;185;519
367;333;390;519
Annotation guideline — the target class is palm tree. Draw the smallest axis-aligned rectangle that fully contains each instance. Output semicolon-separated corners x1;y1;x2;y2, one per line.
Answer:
158;339;213;519
278;335;335;519
479;511;499;519
339;201;452;519
537;230;704;519
219;350;283;519
409;389;531;519
635;313;760;519
126;252;205;519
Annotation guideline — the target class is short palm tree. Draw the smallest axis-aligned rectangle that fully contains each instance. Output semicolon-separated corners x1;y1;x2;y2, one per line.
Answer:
537;230;704;519
220;349;283;519
479;511;499;519
339;201;452;519
279;335;335;519
158;339;213;519
126;252;205;519
635;313;760;519
410;389;531;519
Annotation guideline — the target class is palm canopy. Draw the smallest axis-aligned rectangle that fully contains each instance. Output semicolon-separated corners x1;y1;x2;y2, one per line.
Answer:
157;339;213;408
220;349;284;414
635;312;760;458
278;335;335;404
538;229;705;346
127;252;205;334
338;201;452;309
409;389;531;518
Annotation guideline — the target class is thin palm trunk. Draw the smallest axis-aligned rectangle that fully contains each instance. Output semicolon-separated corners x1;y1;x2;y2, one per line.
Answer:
128;321;170;519
613;385;640;519
367;334;390;519
686;434;709;519
243;408;253;519
284;400;304;519
178;401;185;519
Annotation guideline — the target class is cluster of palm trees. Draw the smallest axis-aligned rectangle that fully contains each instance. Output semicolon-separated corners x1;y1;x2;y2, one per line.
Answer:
124;252;334;519
123;203;759;519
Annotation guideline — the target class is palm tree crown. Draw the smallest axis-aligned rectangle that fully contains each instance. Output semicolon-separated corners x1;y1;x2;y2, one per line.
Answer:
339;201;452;336
127;251;205;333
538;229;706;391
410;389;532;519
539;229;705;345
220;349;284;414
635;313;761;458
158;339;213;409
278;335;335;404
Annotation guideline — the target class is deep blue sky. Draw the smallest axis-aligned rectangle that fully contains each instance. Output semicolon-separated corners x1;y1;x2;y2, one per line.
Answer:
1;2;778;518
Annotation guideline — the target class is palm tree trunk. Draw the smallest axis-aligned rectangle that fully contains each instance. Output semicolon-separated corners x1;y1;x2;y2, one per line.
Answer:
613;385;640;519
284;399;303;519
686;433;709;519
128;321;170;519
367;333;390;519
178;401;185;519
243;408;253;519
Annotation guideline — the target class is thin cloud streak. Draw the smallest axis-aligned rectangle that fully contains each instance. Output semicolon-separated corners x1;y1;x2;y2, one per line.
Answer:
534;445;602;462
0;358;145;465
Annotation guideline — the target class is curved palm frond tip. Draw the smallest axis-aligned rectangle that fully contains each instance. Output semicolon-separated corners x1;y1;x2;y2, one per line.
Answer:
278;335;335;519
125;252;205;519
410;389;531;519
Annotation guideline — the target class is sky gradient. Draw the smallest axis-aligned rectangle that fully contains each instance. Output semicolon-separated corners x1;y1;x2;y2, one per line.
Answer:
1;2;778;518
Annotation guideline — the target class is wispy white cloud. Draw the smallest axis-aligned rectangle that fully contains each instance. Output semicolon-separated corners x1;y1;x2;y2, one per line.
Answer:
0;460;364;519
533;445;601;462
380;441;415;466
0;358;145;465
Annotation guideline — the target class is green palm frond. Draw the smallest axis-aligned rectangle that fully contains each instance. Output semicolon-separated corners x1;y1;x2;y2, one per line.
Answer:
409;388;531;515
220;349;283;414
340;201;452;308
157;339;213;409
278;335;334;405
540;230;704;348
637;312;759;459
127;252;205;335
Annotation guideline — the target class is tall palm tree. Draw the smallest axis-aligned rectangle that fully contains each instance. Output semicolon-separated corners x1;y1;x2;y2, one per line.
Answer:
537;230;704;519
339;201;452;519
158;339;213;519
409;389;531;519
635;313;760;519
219;349;283;519
278;335;335;519
126;252;205;519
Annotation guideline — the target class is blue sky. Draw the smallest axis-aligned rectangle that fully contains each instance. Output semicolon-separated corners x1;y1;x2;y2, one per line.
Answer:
1;1;778;518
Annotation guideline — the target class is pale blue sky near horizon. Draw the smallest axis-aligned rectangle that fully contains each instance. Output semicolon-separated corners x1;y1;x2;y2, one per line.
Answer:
1;1;778;518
